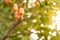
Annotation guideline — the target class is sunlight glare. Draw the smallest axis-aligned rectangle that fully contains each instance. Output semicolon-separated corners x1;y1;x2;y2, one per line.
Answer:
56;10;60;30
49;10;60;30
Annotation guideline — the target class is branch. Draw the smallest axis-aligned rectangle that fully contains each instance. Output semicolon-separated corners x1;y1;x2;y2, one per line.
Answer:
1;18;24;40
7;33;21;37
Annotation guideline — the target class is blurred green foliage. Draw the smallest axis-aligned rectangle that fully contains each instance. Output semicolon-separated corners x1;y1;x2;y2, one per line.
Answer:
0;0;60;40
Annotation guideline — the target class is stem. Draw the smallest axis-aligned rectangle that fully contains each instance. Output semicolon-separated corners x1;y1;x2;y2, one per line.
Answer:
1;18;23;40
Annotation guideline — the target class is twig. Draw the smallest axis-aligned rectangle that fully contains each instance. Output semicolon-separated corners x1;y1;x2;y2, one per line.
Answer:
1;18;24;40
7;33;21;37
